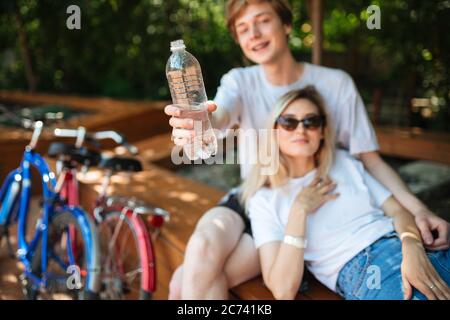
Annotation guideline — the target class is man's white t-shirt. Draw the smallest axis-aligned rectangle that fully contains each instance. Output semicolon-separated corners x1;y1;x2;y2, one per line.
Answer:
248;150;394;291
214;63;379;178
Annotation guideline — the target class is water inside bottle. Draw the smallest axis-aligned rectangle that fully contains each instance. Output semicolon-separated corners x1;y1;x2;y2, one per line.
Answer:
179;106;217;160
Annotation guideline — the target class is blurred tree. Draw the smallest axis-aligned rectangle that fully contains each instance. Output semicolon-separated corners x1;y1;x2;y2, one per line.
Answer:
0;0;448;131
0;0;242;98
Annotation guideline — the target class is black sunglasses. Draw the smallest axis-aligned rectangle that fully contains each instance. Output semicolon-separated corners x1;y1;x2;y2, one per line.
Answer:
276;115;325;131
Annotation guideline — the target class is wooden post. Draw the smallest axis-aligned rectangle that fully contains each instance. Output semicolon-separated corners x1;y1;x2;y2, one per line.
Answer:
311;0;323;65
372;88;382;125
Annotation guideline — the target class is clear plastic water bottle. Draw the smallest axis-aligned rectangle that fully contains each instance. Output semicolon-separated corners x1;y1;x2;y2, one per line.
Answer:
166;39;217;160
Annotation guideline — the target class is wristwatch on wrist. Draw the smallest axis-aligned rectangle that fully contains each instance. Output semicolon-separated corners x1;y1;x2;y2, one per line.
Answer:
283;235;307;249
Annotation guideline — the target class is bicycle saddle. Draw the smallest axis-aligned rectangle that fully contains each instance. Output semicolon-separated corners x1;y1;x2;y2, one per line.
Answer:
47;142;101;166
99;157;142;172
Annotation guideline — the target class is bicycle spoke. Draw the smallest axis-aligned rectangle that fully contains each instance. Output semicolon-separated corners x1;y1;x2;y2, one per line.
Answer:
124;267;141;284
117;228;133;265
65;227;76;266
48;248;70;271
98;212;146;299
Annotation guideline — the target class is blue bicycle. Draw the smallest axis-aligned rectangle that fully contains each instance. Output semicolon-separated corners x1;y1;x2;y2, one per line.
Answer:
0;107;100;299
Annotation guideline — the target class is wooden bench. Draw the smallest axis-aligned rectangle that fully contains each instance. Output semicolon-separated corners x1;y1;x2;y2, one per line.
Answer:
376;126;450;166
76;133;341;300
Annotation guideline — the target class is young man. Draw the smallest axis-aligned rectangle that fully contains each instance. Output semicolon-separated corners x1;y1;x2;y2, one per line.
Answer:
165;0;450;299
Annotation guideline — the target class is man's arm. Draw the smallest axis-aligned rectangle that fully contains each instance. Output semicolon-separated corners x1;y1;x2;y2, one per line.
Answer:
209;102;230;130
381;196;450;300
361;152;426;215
336;71;449;250
360;151;450;250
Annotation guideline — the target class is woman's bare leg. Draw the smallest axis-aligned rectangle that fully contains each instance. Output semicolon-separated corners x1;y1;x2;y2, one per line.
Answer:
168;233;260;299
223;233;260;288
180;206;245;299
168;265;183;300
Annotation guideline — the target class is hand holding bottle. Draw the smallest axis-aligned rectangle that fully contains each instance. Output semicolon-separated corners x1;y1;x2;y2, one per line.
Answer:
165;101;217;146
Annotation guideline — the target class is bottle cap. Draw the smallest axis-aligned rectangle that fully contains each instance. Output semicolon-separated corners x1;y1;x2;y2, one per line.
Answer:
170;39;186;51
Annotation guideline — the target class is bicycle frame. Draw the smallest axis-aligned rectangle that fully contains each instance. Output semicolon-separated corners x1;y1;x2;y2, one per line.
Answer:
0;170;21;226
56;166;79;206
0;148;99;292
17;149;57;275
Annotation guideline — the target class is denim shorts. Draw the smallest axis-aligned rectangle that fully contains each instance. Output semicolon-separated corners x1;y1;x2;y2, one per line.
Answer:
336;231;450;300
217;187;252;235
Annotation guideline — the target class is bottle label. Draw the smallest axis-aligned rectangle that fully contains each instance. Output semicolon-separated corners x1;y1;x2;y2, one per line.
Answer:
167;66;205;107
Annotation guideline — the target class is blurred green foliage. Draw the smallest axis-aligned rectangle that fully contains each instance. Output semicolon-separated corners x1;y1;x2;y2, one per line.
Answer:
0;0;449;131
0;0;243;99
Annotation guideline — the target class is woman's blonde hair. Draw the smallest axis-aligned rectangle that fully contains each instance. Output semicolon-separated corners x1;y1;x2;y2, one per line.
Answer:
241;86;335;205
226;0;293;40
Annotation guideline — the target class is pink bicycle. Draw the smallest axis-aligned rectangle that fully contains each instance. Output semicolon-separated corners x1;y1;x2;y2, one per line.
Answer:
48;127;169;299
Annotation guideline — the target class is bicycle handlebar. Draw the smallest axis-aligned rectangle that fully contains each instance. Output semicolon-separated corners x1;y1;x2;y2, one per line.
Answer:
52;128;80;138
0;107;138;154
91;130;138;155
53;127;139;155
0;105;44;149
0;105;38;130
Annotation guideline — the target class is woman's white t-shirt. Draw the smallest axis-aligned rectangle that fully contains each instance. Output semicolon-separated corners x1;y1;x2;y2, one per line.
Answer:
214;63;379;178
247;150;395;291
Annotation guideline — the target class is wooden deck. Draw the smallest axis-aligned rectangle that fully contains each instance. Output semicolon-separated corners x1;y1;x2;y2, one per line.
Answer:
0;90;169;143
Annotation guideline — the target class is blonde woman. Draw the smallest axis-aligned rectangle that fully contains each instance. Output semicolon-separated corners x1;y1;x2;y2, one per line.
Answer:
244;86;450;300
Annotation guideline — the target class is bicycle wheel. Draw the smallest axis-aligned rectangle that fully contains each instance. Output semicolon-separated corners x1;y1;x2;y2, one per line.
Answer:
23;208;100;300
97;210;155;300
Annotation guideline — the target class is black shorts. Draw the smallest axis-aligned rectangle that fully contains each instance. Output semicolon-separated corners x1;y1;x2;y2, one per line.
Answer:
217;187;252;236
